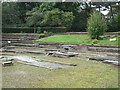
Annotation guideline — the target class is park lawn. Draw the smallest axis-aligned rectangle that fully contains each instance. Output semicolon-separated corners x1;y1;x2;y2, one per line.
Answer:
37;35;119;46
2;52;119;88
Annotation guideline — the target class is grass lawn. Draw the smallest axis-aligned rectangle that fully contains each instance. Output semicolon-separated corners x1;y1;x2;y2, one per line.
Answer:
37;35;119;46
2;52;119;88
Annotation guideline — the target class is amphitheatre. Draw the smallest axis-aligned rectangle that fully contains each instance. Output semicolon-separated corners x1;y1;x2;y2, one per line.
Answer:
1;0;119;89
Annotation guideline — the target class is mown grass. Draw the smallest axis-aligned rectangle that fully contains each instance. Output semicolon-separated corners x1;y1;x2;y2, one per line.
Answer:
37;35;119;46
2;52;119;88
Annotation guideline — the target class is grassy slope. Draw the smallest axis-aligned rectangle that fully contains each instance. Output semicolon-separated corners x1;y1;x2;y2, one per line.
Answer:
37;35;119;46
2;52;118;88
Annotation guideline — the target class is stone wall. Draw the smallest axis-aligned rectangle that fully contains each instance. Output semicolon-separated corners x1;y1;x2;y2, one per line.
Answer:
38;43;119;53
2;33;40;46
64;32;119;35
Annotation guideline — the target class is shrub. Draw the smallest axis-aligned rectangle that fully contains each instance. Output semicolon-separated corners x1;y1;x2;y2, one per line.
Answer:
87;11;107;39
92;39;98;44
43;31;48;34
37;27;66;33
2;27;35;33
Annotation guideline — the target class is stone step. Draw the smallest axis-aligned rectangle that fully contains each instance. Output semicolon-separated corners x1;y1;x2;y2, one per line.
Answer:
88;47;119;53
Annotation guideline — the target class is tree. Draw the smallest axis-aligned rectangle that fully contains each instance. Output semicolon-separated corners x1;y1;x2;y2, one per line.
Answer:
107;3;120;32
2;2;22;27
54;2;92;32
26;2;55;27
115;13;120;31
41;8;74;30
2;2;39;27
87;11;107;39
41;8;63;27
26;4;74;31
26;2;91;32
62;11;74;30
17;2;39;24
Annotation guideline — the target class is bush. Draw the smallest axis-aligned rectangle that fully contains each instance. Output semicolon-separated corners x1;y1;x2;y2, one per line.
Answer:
87;11;107;39
2;27;35;33
37;27;66;33
92;39;98;44
107;20;118;32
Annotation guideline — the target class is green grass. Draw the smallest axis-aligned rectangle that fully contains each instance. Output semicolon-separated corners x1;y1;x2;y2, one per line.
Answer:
2;52;119;88
37;35;119;46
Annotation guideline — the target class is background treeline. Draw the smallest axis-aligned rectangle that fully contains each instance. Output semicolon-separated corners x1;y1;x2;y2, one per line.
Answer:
2;2;120;33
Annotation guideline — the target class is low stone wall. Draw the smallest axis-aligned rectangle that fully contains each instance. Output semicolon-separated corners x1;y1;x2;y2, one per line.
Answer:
2;33;39;41
38;43;119;53
2;33;40;46
64;32;119;35
88;46;119;53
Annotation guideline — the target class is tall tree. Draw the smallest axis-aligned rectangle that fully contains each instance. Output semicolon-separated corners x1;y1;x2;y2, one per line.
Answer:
54;2;92;32
2;2;22;27
26;3;74;30
2;2;40;27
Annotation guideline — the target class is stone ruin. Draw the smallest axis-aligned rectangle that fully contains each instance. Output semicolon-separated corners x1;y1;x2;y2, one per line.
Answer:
0;56;14;66
47;51;79;58
0;55;77;69
60;45;88;52
1;33;119;67
88;55;119;66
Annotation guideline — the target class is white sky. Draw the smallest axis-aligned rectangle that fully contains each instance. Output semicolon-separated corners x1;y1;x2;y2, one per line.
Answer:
100;10;109;15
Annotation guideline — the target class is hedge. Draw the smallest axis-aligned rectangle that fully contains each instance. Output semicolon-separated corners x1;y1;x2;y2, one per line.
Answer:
2;27;35;33
2;27;66;33
37;27;66;33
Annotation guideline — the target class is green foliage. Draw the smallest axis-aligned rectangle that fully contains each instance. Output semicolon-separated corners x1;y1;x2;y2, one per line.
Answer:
37;27;66;33
55;2;91;32
107;13;120;32
115;13;120;31
26;6;74;31
26;11;43;27
43;30;48;34
87;11;107;39
41;8;63;27
91;39;98;44
2;27;35;33
2;2;119;33
62;11;75;30
2;2;22;27
41;8;74;30
107;21;118;32
26;3;56;27
115;13;120;23
39;2;55;12
2;2;39;27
